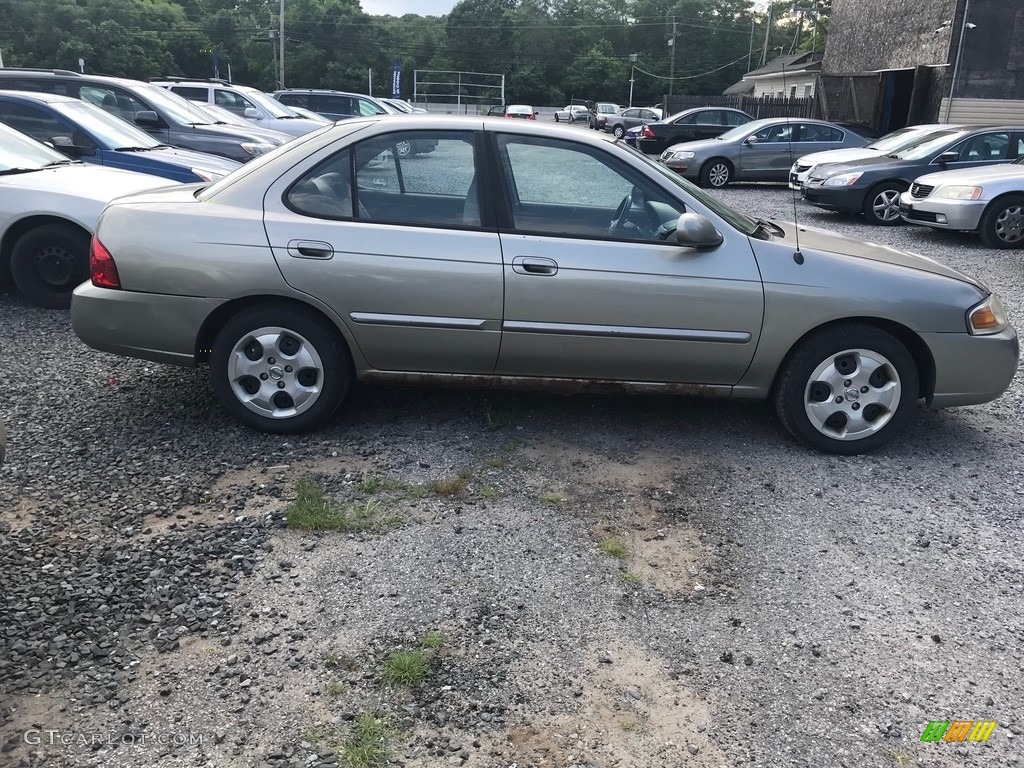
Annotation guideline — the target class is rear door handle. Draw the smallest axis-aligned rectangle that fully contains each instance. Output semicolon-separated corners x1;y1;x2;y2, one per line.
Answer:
288;240;334;260
512;256;558;276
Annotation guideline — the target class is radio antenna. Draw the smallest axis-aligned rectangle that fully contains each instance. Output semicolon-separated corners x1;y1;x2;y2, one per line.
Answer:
781;57;804;264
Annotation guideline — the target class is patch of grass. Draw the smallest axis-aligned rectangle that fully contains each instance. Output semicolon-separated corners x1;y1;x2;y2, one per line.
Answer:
621;720;637;732
483;407;508;431
479;485;499;499
287;479;400;533
598;536;629;560
326;678;347;696
484;455;506;468
382;649;430;687
358;475;407;494
620;570;642;585
339;712;392;768
324;653;358;671
430;469;473;497
888;751;917;768
540;491;566;506
421;630;445;649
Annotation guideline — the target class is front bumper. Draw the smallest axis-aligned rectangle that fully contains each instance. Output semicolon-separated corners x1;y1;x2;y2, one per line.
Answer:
801;183;866;214
924;325;1018;407
71;282;225;367
898;191;987;231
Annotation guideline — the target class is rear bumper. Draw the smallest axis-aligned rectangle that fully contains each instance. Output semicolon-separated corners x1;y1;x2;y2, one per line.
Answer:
924;326;1019;407
636;138;666;155
71;282;224;367
801;184;865;214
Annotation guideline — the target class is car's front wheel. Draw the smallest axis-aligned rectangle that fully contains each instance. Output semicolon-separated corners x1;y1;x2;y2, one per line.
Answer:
699;158;732;188
554;114;560;122
10;224;90;309
210;303;352;433
863;182;905;225
773;324;919;454
978;194;1024;249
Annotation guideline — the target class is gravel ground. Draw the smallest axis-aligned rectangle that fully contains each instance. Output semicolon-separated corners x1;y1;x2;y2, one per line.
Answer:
1;183;1022;768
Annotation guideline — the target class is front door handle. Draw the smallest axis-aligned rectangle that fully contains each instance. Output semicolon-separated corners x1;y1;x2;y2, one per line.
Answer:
288;240;334;259
512;256;558;276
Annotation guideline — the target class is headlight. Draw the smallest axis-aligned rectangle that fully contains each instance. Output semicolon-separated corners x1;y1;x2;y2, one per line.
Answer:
967;293;1008;335
822;172;863;187
240;142;275;157
668;151;695;161
935;185;983;200
190;168;225;182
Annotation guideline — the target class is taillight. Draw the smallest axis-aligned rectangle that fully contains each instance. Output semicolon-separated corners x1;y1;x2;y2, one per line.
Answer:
642;125;654;138
528;113;535;120
90;236;121;289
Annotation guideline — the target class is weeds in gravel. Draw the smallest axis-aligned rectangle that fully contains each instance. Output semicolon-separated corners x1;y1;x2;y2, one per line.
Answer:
620;570;642;585
485;455;506;468
382;649;430;687
888;751;917;768
324;653;358;671
598;536;629;559
540;491;566;505
430;470;473;497
326;678;347;697
358;476;406;494
287;479;401;532
479;485;499;499
339;712;392;768
421;630;446;649
621;720;637;731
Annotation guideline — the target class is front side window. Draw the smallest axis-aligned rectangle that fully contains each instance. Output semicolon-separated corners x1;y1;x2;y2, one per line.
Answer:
953;132;1011;161
753;123;792;143
496;134;684;241
169;86;209;101
79;85;150;122
357;99;385;116
215;89;253;116
0;102;70;145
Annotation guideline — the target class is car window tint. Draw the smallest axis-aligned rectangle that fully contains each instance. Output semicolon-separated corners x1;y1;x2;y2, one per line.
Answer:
353;132;479;227
674;113;697;125
754;123;792;142
955;132;1011;160
215;89;249;115
79;86;148;121
277;93;304;108
723;111;748;126
0;102;68;145
799;124;843;142
286;148;355;218
496;134;684;241
357;99;384;116
169;86;208;101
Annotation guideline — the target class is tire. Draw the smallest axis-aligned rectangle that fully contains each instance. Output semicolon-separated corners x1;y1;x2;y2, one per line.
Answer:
773;324;920;454
862;182;905;226
612;125;625;139
978;194;1024;249
554;114;560;123
395;140;412;158
699;158;732;188
10;224;90;309
210;303;353;433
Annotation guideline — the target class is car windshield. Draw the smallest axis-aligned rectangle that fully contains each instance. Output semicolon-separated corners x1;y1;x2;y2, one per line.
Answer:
0;121;74;170
54;100;161;148
892;129;968;160
623;143;759;236
136;84;215;125
869;127;939;153
239;88;296;118
384;99;413;113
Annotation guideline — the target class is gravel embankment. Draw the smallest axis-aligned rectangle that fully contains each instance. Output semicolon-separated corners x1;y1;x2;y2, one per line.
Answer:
1;184;1022;768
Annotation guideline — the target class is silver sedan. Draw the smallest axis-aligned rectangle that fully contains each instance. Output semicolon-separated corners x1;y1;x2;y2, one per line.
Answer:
900;158;1024;248
71;116;1017;454
660;117;870;187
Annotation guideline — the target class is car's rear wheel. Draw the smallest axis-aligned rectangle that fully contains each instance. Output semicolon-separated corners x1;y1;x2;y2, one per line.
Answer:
863;182;905;225
773;324;919;454
699;158;732;188
10;224;90;309
210;303;352;433
554;114;560;122
978;194;1024;249
612;125;625;138
395;140;413;158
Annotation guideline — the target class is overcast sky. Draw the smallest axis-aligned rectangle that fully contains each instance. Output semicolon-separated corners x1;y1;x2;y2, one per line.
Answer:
362;0;457;15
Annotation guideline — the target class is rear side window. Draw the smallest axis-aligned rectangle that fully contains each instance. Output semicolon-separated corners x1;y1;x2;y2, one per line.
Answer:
277;93;305;108
723;111;748;126
168;86;209;101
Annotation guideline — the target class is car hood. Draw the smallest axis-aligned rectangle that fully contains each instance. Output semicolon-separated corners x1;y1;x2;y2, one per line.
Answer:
265;117;326;137
766;219;984;290
5;163;176;200
121;146;241;175
810;154;917;179
663;137;729;153
796;147;881;167
912;163;1024;187
195;121;290;145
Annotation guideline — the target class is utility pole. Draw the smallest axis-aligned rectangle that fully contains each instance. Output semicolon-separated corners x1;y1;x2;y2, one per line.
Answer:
761;2;774;66
747;16;755;73
668;17;677;97
629;53;637;107
279;0;285;89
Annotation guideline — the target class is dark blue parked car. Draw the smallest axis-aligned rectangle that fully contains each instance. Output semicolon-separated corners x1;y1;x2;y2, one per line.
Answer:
0;90;240;182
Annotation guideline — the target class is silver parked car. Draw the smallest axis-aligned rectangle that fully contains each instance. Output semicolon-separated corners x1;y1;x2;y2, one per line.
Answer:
661;117;870;187
899;157;1024;248
70;116;1017;454
604;107;663;139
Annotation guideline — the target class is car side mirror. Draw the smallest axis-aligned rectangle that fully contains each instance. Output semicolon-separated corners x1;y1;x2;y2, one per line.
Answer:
936;151;959;164
134;110;160;127
244;107;259;119
675;213;724;249
744;135;758;145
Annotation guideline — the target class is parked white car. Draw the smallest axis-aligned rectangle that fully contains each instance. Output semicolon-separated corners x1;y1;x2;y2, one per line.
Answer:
899;158;1024;249
789;123;948;190
554;105;589;123
0;121;180;307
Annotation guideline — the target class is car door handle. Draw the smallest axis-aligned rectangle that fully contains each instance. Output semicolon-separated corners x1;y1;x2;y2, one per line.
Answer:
288;240;334;259
512;256;558;276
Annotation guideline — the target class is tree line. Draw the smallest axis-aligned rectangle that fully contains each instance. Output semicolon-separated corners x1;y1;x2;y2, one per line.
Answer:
0;0;830;107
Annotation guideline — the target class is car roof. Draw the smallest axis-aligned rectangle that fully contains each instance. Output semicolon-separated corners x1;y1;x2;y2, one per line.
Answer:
0;69;148;91
0;89;79;104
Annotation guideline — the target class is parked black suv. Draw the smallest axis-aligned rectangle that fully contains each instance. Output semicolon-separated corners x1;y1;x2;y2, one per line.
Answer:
0;69;287;162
